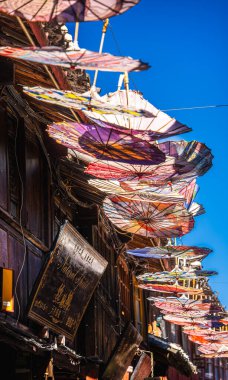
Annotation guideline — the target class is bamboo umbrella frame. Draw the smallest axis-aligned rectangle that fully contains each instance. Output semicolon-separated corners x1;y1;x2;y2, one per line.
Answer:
92;19;109;88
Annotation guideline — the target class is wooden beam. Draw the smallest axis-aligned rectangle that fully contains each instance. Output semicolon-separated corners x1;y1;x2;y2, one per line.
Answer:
28;21;71;91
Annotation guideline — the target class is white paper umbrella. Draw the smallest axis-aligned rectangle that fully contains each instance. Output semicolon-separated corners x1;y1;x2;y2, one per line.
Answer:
85;89;191;140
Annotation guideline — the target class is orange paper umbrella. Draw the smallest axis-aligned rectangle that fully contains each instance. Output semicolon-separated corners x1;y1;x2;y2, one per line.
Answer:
103;196;194;238
189;334;228;345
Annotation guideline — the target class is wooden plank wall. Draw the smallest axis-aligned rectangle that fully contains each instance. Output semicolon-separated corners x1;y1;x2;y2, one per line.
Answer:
0;106;50;323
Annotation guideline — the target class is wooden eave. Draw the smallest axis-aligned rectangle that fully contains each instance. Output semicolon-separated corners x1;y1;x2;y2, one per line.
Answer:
148;333;198;377
0;313;82;373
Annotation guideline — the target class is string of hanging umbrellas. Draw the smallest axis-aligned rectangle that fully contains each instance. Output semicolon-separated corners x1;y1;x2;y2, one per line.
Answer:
127;244;228;358
0;0;225;360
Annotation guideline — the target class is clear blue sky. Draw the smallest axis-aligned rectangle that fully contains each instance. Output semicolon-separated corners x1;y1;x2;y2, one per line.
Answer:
68;0;228;307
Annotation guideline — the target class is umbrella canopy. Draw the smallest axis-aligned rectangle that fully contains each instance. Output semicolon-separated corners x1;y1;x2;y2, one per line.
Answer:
85;89;191;140
85;158;177;182
160;308;208;318
198;343;228;356
47;121;165;164
23;86;155;117
220;317;228;325
200;352;228;358
0;0;140;22
88;178;186;203
157;140;213;179
138;283;203;295
0;46;149;72
88;177;197;205
183;329;228;338
127;245;212;259
188;334;228;345
163;314;205;326
151;299;222;313
85;140;213;182
164;315;224;328
137;269;217;282
103;196;194;238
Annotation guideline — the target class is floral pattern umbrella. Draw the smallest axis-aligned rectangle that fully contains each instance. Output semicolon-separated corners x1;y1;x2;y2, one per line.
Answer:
103;196;194;238
137;269;217;282
127;245;212;259
23;86;154;117
0;0;140;22
47;121;165;164
0;46;149;72
85;89;191;140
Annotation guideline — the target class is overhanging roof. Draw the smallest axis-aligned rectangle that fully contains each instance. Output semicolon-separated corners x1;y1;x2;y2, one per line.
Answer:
148;333;197;377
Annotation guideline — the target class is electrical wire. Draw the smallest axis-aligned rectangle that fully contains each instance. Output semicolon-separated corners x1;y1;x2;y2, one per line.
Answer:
108;22;139;91
13;117;27;324
162;104;228;112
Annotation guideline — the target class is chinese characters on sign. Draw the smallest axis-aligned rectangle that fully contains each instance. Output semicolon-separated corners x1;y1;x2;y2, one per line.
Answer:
28;221;108;341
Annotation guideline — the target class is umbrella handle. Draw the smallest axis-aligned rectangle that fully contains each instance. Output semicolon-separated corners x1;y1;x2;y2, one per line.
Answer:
124;72;132;129
92;18;109;88
74;22;80;45
117;73;125;90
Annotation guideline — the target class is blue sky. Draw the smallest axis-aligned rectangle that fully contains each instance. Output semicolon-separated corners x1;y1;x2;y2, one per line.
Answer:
68;0;228;306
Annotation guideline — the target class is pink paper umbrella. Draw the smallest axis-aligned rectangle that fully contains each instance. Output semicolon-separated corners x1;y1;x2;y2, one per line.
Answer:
163;314;204;326
0;0;140;22
0;46;149;72
153;300;221;314
159;309;207;318
138;283;202;295
184;329;228;338
198;343;228;356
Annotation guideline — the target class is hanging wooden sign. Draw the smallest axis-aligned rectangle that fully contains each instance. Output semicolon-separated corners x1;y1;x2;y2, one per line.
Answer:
102;322;143;380
28;221;108;341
